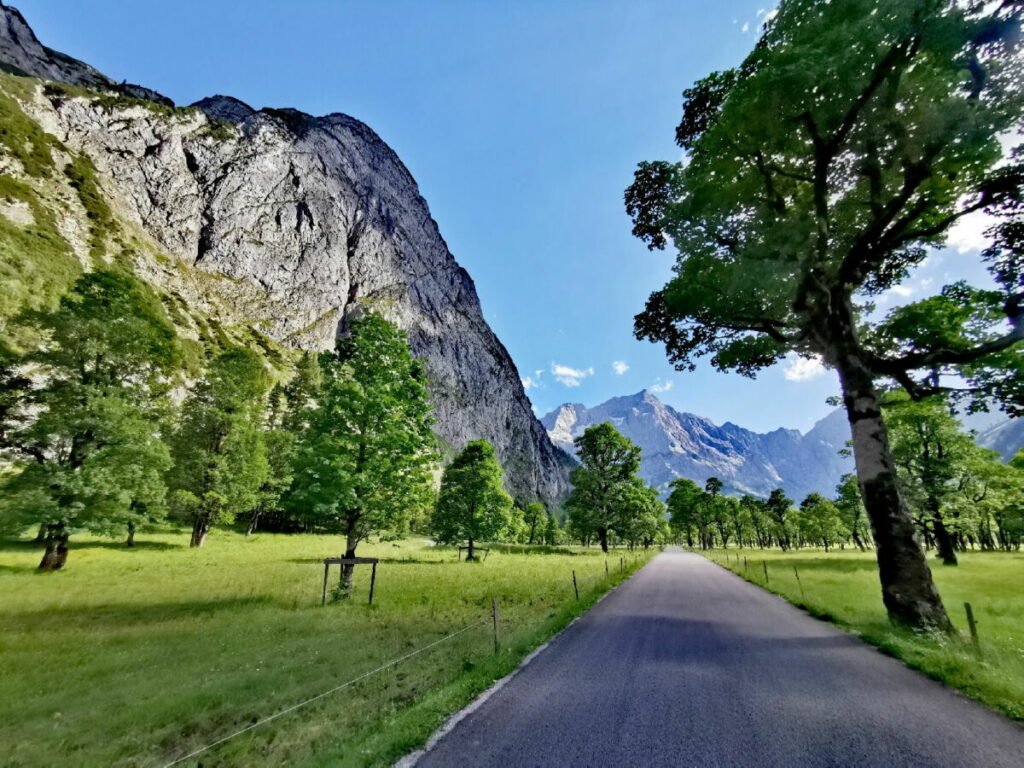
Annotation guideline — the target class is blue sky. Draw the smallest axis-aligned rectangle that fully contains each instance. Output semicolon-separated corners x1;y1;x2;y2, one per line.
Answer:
17;0;993;433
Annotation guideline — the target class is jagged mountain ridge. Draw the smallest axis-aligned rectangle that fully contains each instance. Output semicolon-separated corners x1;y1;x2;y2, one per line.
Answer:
544;392;1024;500
0;3;572;505
543;391;856;500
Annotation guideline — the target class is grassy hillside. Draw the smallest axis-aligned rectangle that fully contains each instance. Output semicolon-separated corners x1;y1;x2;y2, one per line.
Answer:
0;532;652;767
703;548;1024;721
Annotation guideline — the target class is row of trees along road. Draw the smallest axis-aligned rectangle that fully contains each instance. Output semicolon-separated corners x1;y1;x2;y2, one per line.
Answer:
0;271;570;576
625;0;1023;631
669;415;1024;555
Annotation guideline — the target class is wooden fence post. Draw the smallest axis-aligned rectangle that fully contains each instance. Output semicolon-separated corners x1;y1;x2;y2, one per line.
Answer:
743;556;748;572
572;570;579;601
964;602;982;658
369;561;378;605
605;560;609;576
762;561;769;584
620;556;624;573
321;562;329;605
492;597;500;654
793;565;804;600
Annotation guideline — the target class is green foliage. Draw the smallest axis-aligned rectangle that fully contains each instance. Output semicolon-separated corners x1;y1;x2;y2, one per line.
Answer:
612;481;665;547
626;1;1022;626
565;422;650;551
522;502;547;544
834;473;872;550
543;509;562;545
0;76;61;177
168;347;272;544
432;440;513;557
288;311;437;552
63;155;117;259
0;174;80;337
794;493;848;551
0;271;180;560
628;0;1022;394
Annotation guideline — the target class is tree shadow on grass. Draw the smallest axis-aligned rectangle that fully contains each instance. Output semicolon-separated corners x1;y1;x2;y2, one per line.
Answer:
78;540;184;552
766;557;879;574
286;556;447;565
0;538;183;554
4;595;274;628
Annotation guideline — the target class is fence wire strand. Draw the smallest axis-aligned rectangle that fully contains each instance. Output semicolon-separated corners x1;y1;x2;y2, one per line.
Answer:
161;616;490;767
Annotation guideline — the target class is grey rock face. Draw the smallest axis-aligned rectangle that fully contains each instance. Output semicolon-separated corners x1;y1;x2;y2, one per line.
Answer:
542;391;854;500
0;4;571;505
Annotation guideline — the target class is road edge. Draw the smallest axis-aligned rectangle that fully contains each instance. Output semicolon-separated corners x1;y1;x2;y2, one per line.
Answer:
392;552;659;767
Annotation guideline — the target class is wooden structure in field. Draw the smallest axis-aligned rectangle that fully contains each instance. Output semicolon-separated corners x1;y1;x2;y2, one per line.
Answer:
321;556;379;605
458;547;490;561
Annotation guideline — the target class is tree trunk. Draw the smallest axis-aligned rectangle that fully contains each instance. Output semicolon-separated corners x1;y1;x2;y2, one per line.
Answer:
125;521;136;547
928;499;958;566
466;537;476;561
245;510;260;537
597;528;609;553
837;356;952;631
190;518;210;548
341;520;359;593
38;524;69;571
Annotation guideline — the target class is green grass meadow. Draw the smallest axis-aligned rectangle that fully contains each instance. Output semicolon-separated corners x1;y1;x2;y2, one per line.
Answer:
0;532;653;767
703;547;1024;721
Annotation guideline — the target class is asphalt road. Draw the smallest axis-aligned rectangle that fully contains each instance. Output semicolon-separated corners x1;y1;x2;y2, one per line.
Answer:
411;548;1023;767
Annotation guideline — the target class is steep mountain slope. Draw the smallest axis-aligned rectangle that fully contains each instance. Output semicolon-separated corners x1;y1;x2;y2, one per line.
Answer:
975;418;1024;462
542;391;854;500
0;3;571;504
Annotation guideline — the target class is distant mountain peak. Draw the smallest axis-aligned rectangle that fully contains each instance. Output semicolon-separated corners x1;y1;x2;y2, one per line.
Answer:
541;395;853;499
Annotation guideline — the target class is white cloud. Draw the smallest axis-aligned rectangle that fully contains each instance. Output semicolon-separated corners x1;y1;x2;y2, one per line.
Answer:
551;363;594;388
741;21;750;32
947;209;991;254
650;379;673;393
890;284;914;298
612;360;629;376
521;376;537;390
783;354;826;382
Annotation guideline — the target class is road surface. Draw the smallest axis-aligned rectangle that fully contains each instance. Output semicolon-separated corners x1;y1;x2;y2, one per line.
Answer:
411;548;1023;767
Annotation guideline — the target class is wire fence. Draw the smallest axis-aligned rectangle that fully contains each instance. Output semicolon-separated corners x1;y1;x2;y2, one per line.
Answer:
159;551;654;767
161;617;490;767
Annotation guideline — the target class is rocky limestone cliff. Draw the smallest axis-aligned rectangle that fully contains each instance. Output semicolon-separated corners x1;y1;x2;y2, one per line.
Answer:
542;391;854;500
0;3;572;505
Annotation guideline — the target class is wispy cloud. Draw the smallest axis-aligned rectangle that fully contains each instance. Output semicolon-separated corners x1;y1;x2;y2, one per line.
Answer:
612;360;629;376
650;379;673;394
551;363;594;388
521;376;537;390
782;354;826;382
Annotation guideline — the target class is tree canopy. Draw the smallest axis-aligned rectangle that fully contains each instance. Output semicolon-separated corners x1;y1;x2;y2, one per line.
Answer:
0;270;180;569
432;439;513;560
168;346;271;548
288;310;437;586
625;0;1023;631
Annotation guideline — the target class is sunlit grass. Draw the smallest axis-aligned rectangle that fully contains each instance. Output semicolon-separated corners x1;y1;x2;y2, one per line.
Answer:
0;531;653;767
704;547;1024;721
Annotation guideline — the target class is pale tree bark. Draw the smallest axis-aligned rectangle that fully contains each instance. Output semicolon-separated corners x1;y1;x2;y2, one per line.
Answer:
836;354;953;631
